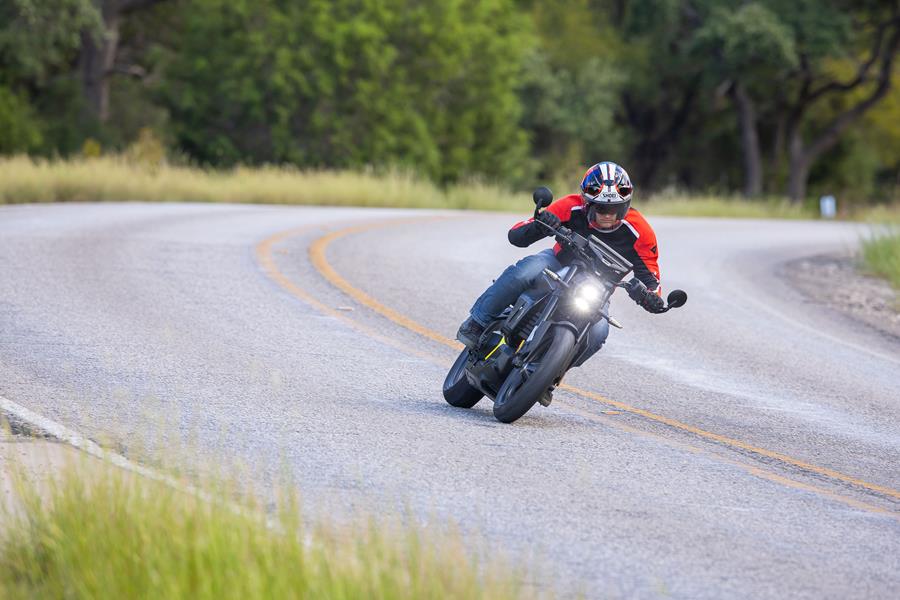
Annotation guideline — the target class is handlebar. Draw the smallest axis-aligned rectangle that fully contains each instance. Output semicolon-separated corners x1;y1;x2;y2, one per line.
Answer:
533;218;581;250
533;208;688;312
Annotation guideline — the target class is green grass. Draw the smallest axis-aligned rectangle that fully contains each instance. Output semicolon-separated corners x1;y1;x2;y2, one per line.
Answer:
861;229;900;289
1;154;897;220
0;457;525;600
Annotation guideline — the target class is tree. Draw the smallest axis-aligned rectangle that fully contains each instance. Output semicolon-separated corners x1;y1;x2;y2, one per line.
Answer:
779;0;900;201
605;0;709;190
521;0;624;181
0;0;100;85
0;0;101;151
0;86;42;152
78;0;170;124
161;0;531;182
692;3;798;197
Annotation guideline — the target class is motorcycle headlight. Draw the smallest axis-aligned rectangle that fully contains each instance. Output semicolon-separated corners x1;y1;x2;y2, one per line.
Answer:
573;283;603;312
573;297;592;312
578;284;601;302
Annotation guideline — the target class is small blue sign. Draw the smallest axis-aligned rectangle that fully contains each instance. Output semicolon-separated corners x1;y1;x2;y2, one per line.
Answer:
819;195;836;219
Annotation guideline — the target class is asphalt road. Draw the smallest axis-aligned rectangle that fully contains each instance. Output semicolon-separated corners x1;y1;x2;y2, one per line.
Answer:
1;202;898;598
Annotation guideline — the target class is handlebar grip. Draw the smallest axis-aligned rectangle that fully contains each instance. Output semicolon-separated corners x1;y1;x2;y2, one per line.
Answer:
624;277;647;301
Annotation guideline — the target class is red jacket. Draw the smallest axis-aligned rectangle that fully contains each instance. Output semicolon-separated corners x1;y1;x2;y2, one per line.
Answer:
509;194;661;291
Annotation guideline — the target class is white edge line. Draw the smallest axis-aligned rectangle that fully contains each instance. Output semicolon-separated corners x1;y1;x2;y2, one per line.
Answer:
0;394;218;506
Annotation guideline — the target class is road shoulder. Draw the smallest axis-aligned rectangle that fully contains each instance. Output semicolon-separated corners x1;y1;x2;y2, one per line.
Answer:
1;429;88;515
783;252;900;340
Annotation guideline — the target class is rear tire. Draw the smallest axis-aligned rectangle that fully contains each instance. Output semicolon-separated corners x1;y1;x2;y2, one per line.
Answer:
443;349;484;408
493;326;575;423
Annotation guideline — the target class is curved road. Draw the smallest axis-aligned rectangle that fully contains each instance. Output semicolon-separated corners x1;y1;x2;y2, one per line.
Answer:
1;202;899;598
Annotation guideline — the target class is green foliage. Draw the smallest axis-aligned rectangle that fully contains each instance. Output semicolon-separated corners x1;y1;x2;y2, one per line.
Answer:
0;0;103;155
0;0;101;85
693;3;798;80
770;0;851;60
161;0;530;183
0;86;42;152
862;78;900;171
0;0;897;202
521;0;624;178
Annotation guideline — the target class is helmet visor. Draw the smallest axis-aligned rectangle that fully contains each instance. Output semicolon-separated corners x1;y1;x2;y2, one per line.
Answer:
588;200;630;225
591;202;625;216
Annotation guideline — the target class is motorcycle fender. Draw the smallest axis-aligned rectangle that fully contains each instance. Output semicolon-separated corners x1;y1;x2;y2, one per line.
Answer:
520;320;582;365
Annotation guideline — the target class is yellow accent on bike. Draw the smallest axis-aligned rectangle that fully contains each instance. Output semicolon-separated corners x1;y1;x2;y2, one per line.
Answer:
517;339;525;352
485;336;506;359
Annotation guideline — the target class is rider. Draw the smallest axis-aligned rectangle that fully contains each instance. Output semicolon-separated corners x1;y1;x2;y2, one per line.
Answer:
456;161;666;366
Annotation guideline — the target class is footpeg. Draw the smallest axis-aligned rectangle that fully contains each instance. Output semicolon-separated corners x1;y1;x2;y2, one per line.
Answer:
538;390;553;407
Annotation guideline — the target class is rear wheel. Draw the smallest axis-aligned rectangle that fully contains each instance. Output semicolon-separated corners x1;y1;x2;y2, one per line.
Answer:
493;326;575;423
443;349;484;408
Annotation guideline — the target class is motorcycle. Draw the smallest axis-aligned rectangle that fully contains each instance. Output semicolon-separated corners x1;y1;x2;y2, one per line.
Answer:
443;187;688;423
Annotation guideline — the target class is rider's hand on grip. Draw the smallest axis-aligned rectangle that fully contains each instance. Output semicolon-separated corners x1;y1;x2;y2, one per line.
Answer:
625;277;647;302
535;209;561;231
625;278;666;313
638;290;666;313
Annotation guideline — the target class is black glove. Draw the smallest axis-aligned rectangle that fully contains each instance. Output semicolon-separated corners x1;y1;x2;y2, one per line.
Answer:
638;289;666;313
535;210;561;231
625;277;647;302
625;278;666;313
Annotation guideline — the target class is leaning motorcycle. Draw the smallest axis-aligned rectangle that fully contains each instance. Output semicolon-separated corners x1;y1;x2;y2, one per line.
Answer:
443;187;688;423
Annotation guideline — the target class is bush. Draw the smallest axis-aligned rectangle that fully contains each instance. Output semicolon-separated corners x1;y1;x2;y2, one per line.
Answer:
0;86;42;153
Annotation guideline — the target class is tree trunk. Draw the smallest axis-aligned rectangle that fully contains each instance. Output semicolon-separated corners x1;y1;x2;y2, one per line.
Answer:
768;111;786;193
79;1;120;124
731;82;762;197
787;130;810;203
78;0;168;125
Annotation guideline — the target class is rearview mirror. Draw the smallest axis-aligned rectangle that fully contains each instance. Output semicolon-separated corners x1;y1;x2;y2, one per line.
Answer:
533;186;553;208
666;289;688;309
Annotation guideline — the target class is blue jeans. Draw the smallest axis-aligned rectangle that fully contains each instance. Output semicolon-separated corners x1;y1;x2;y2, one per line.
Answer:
469;249;609;367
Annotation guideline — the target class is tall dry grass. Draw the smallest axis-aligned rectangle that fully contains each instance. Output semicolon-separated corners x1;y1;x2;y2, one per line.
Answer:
0;452;527;600
0;155;522;211
638;194;813;219
2;154;897;221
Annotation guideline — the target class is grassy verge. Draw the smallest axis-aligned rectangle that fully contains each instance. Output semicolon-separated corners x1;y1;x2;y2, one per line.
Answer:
0;155;523;212
637;194;814;219
0;455;524;599
1;154;897;220
861;230;900;289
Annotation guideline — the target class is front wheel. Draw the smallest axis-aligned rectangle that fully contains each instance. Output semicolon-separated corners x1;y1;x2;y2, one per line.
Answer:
443;349;484;408
493;326;575;423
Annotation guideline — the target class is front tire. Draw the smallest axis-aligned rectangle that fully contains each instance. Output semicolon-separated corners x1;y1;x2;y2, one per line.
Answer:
443;349;484;408
493;326;575;423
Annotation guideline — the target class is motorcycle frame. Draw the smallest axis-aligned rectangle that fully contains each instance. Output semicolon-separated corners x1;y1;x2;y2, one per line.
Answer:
465;245;627;400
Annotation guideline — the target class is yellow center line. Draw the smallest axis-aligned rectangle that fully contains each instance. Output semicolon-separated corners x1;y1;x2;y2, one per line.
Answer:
255;223;450;367
308;220;463;349
300;218;900;505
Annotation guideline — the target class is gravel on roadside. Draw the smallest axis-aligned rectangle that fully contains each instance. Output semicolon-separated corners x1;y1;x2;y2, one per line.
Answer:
785;252;900;340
